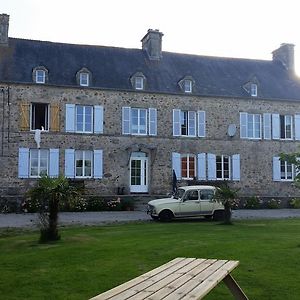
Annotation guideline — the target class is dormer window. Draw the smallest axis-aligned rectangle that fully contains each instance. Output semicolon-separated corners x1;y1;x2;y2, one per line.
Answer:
135;77;144;90
179;76;195;94
130;72;146;91
184;80;192;93
76;68;92;87
250;83;257;97
80;73;89;86
33;66;48;84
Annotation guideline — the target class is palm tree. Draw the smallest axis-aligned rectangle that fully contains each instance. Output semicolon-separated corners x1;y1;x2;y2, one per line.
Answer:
214;182;239;225
28;176;80;242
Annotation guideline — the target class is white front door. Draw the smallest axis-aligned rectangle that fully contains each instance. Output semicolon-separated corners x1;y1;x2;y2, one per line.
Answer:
130;152;148;193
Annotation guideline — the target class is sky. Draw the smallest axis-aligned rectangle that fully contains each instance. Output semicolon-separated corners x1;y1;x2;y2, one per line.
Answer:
2;0;300;75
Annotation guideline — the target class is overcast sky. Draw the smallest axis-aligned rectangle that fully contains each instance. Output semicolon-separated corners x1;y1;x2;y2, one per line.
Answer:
2;0;300;74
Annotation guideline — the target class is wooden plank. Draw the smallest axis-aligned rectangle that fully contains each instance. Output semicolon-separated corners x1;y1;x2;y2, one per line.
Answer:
223;273;249;300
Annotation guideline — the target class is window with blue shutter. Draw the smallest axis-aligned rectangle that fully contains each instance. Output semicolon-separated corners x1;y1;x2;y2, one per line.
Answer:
207;153;216;180
197;111;206;137
272;114;280;139
94;150;103;179
295;114;300;140
272;157;281;181
173;109;181;136
172;152;181;180
197;153;206;180
18;148;30;178
122;107;131;135
240;112;248;138
148;108;157;136
263;113;271;140
65;149;75;178
188;111;196;137
94;105;104;134
49;149;59;177
232;154;240;181
65;104;75;132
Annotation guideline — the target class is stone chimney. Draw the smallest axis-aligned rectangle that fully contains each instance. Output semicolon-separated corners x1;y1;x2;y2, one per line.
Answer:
0;14;9;46
141;29;163;60
272;43;295;74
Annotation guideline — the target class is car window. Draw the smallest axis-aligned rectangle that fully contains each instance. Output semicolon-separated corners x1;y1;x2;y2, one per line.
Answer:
184;190;199;201
173;188;185;199
200;190;214;200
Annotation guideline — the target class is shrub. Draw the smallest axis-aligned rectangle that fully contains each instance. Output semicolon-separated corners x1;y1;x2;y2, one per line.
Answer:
86;197;108;211
266;198;281;209
120;197;135;211
244;196;261;209
289;198;300;209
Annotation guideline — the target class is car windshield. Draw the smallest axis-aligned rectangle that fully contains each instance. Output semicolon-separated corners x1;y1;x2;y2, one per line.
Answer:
173;188;185;199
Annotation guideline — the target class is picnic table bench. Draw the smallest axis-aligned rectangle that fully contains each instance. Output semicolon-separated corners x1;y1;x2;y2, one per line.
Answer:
90;257;249;300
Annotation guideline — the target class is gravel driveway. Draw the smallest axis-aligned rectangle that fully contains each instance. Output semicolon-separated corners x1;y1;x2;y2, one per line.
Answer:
1;209;300;228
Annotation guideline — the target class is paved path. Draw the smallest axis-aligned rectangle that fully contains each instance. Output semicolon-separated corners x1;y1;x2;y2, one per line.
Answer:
0;209;300;228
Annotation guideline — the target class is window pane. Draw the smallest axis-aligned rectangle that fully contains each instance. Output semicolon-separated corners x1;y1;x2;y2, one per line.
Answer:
181;111;188;135
181;157;187;178
189;156;195;178
31;103;48;130
139;109;147;134
285;116;292;139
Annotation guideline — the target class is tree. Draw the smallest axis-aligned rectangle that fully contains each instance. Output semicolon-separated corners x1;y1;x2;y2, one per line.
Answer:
214;181;239;225
280;152;300;188
27;176;80;243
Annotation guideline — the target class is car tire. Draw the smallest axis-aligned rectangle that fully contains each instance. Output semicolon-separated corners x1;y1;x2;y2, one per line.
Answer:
159;210;174;222
213;210;225;221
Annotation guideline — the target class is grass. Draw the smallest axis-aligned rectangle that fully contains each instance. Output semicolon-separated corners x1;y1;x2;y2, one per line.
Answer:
0;219;300;299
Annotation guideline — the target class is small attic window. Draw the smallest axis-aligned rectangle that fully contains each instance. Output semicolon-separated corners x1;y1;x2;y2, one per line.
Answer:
179;76;195;94
76;68;92;87
80;73;89;86
130;72;146;91
250;83;257;97
33;66;48;84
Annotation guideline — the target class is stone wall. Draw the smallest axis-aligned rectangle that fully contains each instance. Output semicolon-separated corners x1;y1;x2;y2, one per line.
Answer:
0;83;300;206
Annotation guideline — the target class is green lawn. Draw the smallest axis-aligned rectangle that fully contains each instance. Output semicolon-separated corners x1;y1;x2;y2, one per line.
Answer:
0;219;300;299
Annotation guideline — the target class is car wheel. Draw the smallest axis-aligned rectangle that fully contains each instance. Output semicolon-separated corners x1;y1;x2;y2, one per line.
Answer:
213;210;225;221
159;210;174;222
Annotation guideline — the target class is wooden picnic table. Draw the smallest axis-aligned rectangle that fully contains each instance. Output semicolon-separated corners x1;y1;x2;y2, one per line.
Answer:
90;257;249;300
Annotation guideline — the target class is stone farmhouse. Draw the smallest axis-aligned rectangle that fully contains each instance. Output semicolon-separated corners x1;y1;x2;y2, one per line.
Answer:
0;13;300;208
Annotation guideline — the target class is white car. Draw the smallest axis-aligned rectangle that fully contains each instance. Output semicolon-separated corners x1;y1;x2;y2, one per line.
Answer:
147;185;225;221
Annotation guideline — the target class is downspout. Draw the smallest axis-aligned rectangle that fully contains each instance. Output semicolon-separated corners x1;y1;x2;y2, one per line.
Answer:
1;87;4;157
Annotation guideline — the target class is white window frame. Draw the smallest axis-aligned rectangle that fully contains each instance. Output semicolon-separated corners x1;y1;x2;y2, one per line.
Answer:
75;150;93;178
181;154;196;180
29;149;49;178
181;110;196;137
216;155;231;180
247;113;261;139
30;103;49;131
184;80;192;93
280;115;293;140
131;108;147;135
280;160;294;181
75;105;93;133
35;70;46;84
135;77;144;90
79;72;89;86
250;83;257;97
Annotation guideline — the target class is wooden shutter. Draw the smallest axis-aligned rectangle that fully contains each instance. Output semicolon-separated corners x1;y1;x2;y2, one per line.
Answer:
50;103;60;132
18;148;29;178
272;156;281;181
94;149;103;179
65;149;75;178
197;111;206;137
295;114;300;140
240;112;247;138
94;105;104;134
263;113;271;140
272;114;280;139
19;102;30;131
232;154;240;181
122;107;131;134
148;108;157;136
172;152;181;180
207;153;216;180
49;149;59;177
173;109;181;136
197;153;206;180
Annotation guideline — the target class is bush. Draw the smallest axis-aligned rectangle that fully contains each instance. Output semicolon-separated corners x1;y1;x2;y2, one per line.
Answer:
289;198;300;209
86;197;108;211
244;196;261;209
120;197;135;211
266;198;281;209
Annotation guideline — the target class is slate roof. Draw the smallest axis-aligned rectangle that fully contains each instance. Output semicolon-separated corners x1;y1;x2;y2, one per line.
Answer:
1;37;300;101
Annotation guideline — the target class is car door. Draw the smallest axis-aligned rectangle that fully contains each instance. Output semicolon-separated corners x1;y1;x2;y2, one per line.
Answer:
199;189;215;215
179;190;201;217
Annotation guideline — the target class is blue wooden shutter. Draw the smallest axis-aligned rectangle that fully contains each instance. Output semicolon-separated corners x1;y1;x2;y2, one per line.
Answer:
122;107;131;134
240;112;248;138
93;149;103;179
172;152;181;180
148;108;157;136
197;153;206;180
207;153;216;180
65;149;75;178
295;114;300;140
65;104;75;132
197;111;206;137
232;154;240;181
173;109;181;136
18;148;29;178
49;149;59;177
94;105;103;134
188;111;196;136
272;114;280;139
273;156;281;181
263;113;271;140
